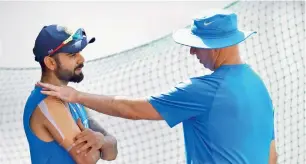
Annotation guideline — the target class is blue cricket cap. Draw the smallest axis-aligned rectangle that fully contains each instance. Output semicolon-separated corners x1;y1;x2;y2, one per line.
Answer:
33;24;95;62
172;9;256;49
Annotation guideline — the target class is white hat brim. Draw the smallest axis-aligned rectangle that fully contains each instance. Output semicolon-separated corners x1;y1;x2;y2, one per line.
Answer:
172;28;256;49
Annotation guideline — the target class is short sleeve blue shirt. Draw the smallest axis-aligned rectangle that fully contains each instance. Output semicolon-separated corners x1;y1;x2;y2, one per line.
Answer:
148;64;274;164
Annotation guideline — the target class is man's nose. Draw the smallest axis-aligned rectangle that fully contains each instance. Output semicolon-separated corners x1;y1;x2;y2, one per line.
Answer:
76;53;85;63
190;47;196;55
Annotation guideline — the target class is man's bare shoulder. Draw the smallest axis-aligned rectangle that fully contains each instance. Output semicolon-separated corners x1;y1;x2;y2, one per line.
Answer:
30;96;67;142
43;96;66;107
31;96;67;121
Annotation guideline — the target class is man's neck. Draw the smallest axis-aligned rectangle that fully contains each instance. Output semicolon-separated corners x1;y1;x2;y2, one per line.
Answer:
40;73;68;86
221;54;243;65
214;46;243;69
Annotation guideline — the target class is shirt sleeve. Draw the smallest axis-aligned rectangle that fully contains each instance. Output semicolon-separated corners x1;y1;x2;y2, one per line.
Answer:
147;77;218;128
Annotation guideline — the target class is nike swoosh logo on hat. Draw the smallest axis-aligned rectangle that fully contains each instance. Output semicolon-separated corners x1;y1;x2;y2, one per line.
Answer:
204;21;215;26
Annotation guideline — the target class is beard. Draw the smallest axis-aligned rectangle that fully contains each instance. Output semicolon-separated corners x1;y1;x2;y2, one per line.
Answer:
54;62;84;83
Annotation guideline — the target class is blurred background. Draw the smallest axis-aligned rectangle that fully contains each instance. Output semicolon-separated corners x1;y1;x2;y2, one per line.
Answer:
0;1;227;68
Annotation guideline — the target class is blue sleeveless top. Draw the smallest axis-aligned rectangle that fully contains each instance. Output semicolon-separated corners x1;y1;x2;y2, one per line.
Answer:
23;86;89;164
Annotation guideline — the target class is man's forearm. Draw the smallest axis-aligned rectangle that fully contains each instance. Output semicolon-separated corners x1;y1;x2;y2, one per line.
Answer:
77;92;141;119
100;135;118;161
88;117;118;161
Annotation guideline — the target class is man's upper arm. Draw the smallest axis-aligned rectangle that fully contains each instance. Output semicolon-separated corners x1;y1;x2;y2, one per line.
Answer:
39;97;99;163
147;77;217;128
40;97;80;149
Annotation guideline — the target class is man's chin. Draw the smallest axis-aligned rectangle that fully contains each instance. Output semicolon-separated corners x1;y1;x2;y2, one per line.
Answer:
70;79;83;83
69;75;84;83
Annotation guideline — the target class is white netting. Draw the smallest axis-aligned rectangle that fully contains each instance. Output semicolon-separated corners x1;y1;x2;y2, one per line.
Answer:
0;1;305;164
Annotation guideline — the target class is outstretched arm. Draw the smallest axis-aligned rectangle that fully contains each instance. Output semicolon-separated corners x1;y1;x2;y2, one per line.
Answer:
37;79;213;127
38;79;211;128
37;82;162;120
78;93;162;120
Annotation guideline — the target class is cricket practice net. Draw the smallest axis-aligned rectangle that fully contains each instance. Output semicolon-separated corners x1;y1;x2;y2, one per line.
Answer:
0;1;305;164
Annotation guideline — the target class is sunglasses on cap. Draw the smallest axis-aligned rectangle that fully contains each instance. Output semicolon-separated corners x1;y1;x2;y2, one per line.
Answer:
47;28;85;56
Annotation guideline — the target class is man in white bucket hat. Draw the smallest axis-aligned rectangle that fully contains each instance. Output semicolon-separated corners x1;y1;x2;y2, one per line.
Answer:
38;9;277;164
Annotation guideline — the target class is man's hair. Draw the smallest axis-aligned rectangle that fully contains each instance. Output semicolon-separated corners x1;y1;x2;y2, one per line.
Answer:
39;60;47;73
39;53;60;73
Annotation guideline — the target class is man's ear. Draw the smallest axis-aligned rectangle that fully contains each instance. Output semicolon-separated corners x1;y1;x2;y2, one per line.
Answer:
44;56;57;71
212;48;222;59
213;48;221;55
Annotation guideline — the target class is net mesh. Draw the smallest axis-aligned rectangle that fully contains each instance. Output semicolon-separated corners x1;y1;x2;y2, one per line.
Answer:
0;1;305;164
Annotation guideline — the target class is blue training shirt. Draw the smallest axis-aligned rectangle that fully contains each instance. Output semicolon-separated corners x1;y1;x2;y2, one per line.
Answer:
148;64;274;164
23;86;89;164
